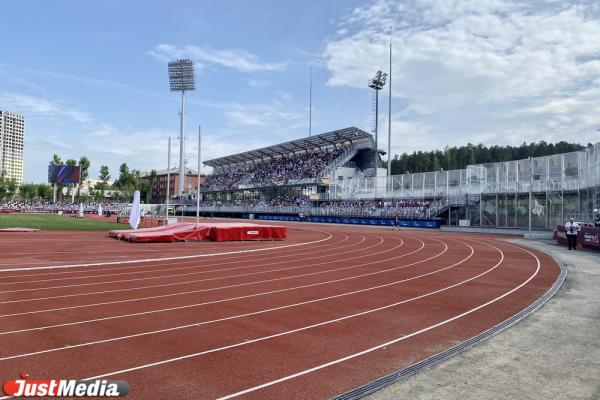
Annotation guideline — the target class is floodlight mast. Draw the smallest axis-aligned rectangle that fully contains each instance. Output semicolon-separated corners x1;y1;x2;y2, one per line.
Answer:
387;26;393;182
368;70;387;177
168;59;196;196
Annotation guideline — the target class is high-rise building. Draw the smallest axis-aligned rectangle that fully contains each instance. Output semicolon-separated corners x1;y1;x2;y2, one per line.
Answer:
0;110;25;184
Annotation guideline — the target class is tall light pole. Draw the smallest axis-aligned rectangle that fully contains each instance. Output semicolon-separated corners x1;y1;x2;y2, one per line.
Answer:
387;26;393;180
168;59;196;196
309;66;313;137
196;124;202;224
165;137;171;223
369;70;387;176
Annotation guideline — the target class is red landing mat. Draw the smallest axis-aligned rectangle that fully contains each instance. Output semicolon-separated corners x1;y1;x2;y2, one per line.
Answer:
110;223;287;243
208;223;287;242
109;223;193;240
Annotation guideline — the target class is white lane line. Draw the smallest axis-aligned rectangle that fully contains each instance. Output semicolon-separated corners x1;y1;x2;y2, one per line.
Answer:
0;240;300;268
0;239;471;361
0;235;413;328
0;245;258;256
0;231;347;281
216;241;541;400
0;236;373;295
0;235;381;304
0;239;386;305
0;234;355;285
0;230;333;273
0;238;509;396
0;241;293;268
0;225;330;269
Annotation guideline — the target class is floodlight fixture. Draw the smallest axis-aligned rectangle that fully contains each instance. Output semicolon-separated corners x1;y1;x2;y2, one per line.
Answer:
368;70;387;176
168;59;196;91
368;70;387;91
167;59;196;195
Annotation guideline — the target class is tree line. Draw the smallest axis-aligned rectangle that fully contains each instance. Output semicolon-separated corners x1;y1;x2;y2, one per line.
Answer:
0;155;158;203
5;140;585;203
48;155;159;203
112;163;157;203
389;141;586;175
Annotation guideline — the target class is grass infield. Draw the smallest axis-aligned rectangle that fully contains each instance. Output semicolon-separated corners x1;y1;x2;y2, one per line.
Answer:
0;214;122;230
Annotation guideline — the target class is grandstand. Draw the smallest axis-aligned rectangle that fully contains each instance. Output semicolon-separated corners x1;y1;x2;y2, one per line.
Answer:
182;128;600;231
203;126;375;193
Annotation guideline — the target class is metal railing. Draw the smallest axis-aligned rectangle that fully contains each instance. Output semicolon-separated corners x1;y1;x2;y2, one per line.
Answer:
317;145;358;181
187;203;444;219
330;143;600;200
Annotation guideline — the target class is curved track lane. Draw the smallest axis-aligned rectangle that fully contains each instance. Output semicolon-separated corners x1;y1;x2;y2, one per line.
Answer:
0;223;561;400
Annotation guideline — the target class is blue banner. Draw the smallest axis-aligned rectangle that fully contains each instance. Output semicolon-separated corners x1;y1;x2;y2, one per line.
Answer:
257;215;439;229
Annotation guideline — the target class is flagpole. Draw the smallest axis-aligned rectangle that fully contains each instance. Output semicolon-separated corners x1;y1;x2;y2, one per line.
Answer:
387;25;393;188
196;125;201;224
309;66;312;137
165;137;171;225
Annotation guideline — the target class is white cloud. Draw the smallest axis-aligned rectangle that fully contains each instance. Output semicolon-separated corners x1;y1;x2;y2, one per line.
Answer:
0;66;44;92
23;68;132;91
89;123;119;137
324;0;600;151
149;44;287;72
246;78;271;88
327;0;600;112
3;89;309;181
0;92;93;124
223;101;304;130
0;92;173;181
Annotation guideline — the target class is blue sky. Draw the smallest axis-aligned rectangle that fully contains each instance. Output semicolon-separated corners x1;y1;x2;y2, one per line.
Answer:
1;0;600;183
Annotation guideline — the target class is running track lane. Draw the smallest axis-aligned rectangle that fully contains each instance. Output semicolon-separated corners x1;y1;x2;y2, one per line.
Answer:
0;224;560;399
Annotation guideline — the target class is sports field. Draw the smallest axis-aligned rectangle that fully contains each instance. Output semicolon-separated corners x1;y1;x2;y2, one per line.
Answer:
0;214;121;231
0;221;562;399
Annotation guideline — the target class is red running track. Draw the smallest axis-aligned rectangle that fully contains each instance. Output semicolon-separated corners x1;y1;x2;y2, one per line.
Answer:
0;223;560;399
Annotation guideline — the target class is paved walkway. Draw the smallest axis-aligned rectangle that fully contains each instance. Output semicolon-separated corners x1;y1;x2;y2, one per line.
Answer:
367;240;600;400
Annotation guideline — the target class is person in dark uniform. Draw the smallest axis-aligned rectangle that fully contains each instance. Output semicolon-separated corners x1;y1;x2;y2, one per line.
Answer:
394;215;400;230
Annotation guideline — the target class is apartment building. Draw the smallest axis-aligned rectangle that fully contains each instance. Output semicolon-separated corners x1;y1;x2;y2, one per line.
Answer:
0;109;25;184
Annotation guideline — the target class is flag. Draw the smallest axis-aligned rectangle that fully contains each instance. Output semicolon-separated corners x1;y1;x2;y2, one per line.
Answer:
129;190;141;230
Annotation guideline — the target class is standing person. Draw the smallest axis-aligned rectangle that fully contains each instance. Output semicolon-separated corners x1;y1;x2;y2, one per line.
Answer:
394;215;400;231
565;218;579;250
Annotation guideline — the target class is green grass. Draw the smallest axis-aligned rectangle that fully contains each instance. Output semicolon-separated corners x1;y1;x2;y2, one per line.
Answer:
0;214;122;230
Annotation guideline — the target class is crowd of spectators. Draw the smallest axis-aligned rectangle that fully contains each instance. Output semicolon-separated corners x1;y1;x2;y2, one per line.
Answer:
267;195;310;207
2;196;439;221
249;149;343;186
205;148;344;190
384;200;432;218
203;171;247;191
188;195;310;209
1;198;438;219
190;196;439;218
0;201;126;215
308;199;434;218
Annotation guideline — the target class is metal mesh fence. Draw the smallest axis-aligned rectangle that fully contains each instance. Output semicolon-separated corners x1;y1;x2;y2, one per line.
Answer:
328;143;600;229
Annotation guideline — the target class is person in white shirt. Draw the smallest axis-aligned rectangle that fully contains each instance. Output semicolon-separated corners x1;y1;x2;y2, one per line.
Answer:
565;218;579;250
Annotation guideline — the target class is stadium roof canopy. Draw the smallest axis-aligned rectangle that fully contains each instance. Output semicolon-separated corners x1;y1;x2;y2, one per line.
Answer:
204;127;372;168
